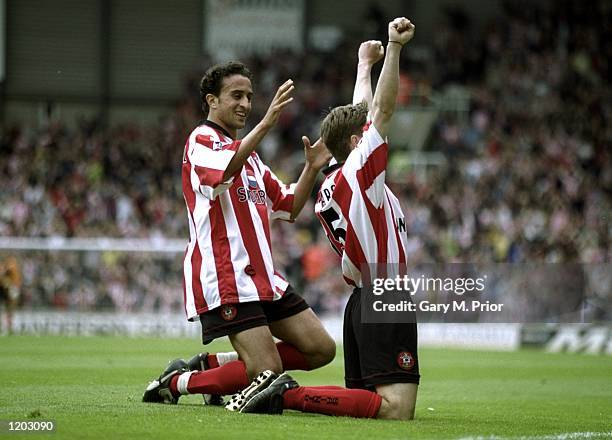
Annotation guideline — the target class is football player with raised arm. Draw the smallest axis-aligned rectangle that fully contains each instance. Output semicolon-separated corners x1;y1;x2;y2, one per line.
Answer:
143;61;336;406
230;17;419;420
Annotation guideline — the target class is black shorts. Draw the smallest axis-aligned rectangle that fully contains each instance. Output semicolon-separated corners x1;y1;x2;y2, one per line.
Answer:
199;286;310;345
344;288;420;389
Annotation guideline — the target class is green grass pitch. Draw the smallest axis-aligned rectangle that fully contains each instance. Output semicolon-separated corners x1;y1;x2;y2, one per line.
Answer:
0;335;610;439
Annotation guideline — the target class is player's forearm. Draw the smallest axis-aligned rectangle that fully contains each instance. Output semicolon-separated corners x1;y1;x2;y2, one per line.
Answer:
222;121;273;181
372;43;402;132
353;63;374;107
290;165;320;220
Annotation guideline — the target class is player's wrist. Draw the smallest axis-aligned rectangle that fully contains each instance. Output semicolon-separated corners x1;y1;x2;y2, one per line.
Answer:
388;40;404;46
304;162;322;173
358;61;374;69
258;118;274;131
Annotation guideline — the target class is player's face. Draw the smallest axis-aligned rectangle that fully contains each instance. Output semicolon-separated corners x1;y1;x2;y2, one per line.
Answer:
213;74;253;131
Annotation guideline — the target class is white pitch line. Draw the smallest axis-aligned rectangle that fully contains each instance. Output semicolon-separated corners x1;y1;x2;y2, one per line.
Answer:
458;432;612;440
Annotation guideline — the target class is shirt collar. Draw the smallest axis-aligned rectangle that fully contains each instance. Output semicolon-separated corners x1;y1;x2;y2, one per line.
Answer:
322;162;343;176
202;120;233;140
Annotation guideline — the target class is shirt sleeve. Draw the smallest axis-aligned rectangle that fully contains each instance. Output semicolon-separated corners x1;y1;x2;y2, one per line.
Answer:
188;133;241;200
258;157;296;221
343;122;388;208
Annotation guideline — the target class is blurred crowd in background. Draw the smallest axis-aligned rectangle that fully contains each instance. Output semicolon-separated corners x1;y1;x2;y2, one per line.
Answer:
0;0;609;319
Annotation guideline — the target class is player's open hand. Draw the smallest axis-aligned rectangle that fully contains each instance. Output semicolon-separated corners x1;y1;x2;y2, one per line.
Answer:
358;40;384;66
262;79;294;128
303;136;332;171
388;17;415;46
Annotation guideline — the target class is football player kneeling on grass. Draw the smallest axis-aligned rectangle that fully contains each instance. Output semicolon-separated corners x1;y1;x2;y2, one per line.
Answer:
225;17;419;421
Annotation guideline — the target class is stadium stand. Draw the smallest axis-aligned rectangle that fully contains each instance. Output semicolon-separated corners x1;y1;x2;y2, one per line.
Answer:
0;0;609;318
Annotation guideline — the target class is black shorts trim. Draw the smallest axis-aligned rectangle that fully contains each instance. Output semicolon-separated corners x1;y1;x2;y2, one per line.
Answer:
343;287;420;389
346;372;420;389
199;286;310;345
202;314;266;334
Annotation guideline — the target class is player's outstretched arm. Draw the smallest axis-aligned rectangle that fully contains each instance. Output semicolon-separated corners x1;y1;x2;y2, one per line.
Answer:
222;79;294;181
371;17;415;138
352;40;384;109
289;136;332;220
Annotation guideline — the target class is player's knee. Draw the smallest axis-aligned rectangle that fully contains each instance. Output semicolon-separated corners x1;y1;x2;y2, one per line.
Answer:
310;335;336;368
377;394;416;420
320;336;336;365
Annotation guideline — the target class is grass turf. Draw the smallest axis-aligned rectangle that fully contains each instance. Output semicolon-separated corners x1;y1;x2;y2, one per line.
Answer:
0;335;610;439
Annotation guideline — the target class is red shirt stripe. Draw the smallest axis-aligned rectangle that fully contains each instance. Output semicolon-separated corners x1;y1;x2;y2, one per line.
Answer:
182;123;293;319
228;174;274;299
315;123;407;287
209;199;239;301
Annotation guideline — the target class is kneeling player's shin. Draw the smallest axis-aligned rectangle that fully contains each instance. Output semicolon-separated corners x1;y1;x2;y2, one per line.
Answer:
171;360;249;396
283;386;382;418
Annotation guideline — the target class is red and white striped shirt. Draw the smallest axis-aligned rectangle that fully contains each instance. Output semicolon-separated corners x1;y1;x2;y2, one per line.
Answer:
315;123;408;287
182;121;293;320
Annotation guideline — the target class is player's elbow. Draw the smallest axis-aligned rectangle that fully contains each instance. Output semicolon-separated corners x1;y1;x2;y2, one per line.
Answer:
372;109;393;138
371;106;393;131
375;107;394;121
372;96;395;118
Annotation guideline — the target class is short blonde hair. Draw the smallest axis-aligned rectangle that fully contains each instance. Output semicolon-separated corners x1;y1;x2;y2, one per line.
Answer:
320;102;368;162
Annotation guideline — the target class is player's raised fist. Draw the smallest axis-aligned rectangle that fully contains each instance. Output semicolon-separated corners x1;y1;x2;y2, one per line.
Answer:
358;40;384;66
388;17;415;46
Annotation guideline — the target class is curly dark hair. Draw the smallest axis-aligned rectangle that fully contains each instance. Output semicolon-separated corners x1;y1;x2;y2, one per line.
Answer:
199;61;253;115
320;101;369;162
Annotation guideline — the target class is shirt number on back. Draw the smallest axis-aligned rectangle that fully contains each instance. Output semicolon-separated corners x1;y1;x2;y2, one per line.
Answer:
320;208;346;244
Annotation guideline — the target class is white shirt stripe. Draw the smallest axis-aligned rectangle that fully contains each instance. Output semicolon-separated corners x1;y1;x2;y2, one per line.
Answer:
315;123;408;288
182;124;295;319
